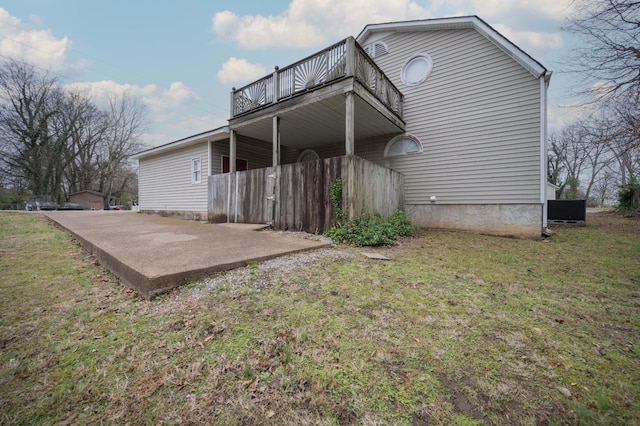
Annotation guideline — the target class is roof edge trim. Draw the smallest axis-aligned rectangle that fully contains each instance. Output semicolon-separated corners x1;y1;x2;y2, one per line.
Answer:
131;125;230;160
357;15;548;79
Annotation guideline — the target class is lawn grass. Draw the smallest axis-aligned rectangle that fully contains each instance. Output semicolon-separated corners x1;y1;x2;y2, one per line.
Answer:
0;211;638;425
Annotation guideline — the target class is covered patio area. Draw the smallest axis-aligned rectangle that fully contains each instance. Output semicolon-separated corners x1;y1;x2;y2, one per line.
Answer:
211;37;407;231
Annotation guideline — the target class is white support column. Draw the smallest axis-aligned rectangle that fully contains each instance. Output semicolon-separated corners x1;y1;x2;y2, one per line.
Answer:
272;116;281;167
345;92;355;156
227;130;237;223
230;130;237;173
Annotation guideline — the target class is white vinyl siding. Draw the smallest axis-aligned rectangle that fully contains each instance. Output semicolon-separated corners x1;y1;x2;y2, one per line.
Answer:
138;143;209;212
367;28;542;205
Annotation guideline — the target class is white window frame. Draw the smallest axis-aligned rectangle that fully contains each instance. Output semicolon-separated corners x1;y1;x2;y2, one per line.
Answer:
191;157;202;184
400;53;433;86
296;149;320;163
384;134;423;158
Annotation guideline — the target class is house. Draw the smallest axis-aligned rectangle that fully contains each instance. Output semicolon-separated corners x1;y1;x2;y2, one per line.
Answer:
69;190;106;210
132;16;551;238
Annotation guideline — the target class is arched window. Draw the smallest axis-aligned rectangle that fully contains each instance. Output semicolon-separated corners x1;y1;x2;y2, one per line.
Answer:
400;53;433;86
384;134;423;157
297;149;320;162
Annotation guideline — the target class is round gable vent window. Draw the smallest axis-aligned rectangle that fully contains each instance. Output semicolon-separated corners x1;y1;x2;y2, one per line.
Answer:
401;54;433;86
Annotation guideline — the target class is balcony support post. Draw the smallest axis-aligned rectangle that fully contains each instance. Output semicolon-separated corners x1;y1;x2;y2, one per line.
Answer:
272;116;281;167
273;66;279;103
345;37;355;77
226;130;238;223
345;91;355;156
230;88;235;118
229;130;237;173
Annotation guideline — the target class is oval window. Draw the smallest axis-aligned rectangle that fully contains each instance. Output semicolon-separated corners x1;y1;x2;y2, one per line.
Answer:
401;54;433;86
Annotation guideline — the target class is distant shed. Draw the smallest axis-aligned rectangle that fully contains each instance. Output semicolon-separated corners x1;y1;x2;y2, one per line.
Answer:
69;190;105;210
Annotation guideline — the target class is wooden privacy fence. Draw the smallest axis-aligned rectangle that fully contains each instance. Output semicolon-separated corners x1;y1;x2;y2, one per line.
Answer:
208;155;404;233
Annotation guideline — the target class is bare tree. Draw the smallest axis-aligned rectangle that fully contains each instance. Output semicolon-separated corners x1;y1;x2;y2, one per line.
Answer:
0;60;147;205
562;0;640;210
0;60;62;198
60;90;109;197
564;0;640;99
581;115;618;200
608;94;640;183
96;94;146;208
548;133;567;198
594;169;618;206
556;122;591;199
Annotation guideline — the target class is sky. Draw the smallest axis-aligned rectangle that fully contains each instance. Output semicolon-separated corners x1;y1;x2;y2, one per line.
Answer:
0;0;583;148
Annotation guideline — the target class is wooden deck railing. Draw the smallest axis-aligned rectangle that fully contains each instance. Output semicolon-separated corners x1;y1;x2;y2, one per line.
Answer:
231;37;403;119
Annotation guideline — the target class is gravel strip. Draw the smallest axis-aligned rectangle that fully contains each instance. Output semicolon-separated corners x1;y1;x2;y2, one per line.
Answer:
190;247;354;298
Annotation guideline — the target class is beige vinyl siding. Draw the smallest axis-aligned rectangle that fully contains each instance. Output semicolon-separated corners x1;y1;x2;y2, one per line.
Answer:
370;28;542;204
210;136;300;172
306;139;387;162
311;143;344;159
210;136;271;174
138;143;209;212
355;137;387;164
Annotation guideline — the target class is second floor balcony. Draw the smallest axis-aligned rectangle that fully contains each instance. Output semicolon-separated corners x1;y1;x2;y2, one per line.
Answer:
230;37;404;124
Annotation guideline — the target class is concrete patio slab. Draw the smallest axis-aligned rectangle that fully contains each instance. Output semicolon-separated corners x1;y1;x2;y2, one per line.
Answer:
44;211;331;299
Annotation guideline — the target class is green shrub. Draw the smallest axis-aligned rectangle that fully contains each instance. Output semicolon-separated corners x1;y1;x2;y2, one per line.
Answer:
387;210;417;236
326;210;416;246
616;178;640;215
329;178;345;222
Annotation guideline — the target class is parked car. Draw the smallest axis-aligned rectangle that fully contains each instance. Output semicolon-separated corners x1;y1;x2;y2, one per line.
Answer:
59;202;84;210
25;197;59;211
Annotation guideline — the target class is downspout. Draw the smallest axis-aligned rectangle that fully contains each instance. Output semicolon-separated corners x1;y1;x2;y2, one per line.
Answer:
207;140;212;177
207;139;212;222
540;71;552;229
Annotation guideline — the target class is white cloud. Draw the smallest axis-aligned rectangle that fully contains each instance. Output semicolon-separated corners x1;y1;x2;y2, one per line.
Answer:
211;0;431;50
493;25;564;50
427;0;574;21
143;113;228;148
427;0;572;53
144;82;201;111
217;57;267;85
66;80;200;113
210;0;574;53
66;80;225;147
66;80;156;102
0;8;85;71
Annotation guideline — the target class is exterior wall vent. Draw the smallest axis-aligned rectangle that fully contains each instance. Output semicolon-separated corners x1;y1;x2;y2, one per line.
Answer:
364;41;388;58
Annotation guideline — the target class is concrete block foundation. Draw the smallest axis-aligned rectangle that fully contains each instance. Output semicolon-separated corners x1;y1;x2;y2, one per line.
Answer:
407;203;543;239
140;209;208;222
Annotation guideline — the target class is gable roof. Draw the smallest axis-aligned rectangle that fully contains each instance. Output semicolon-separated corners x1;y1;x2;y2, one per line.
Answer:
69;190;105;198
131;126;229;160
357;15;550;79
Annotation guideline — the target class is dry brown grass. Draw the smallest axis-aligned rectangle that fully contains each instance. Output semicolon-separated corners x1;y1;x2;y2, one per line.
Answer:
0;211;638;425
